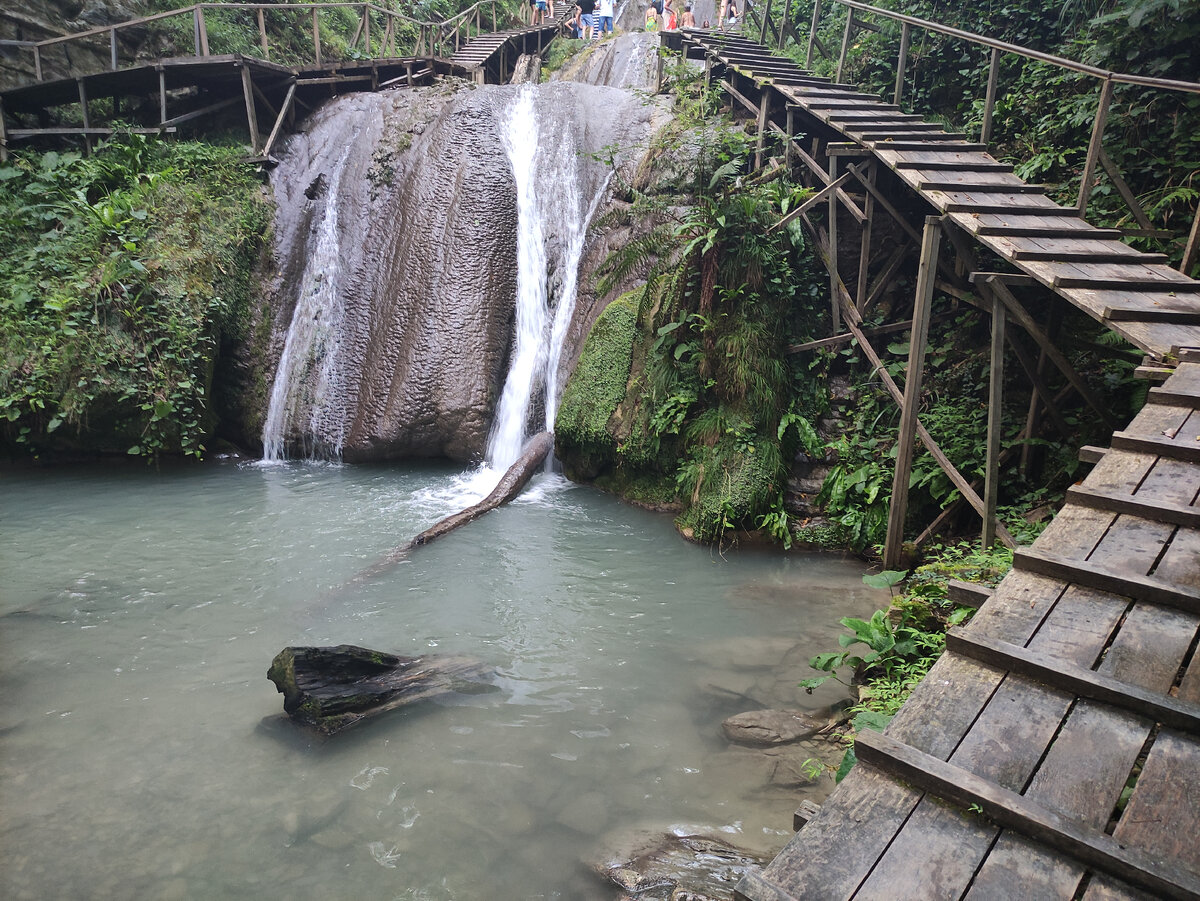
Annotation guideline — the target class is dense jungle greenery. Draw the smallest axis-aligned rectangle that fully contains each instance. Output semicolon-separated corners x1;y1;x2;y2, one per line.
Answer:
0;136;269;457
789;0;1200;268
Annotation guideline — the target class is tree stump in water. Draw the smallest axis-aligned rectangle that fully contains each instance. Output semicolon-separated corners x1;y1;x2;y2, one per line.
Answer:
267;645;494;736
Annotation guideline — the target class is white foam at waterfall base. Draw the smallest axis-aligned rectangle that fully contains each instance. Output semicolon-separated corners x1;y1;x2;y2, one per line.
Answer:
261;122;365;462
487;84;612;473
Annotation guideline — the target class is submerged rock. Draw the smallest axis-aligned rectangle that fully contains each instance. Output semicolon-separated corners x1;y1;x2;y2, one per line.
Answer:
721;709;829;746
591;830;769;900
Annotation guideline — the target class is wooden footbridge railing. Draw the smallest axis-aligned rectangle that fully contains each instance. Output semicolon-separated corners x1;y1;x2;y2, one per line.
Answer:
661;22;1200;901
0;0;563;159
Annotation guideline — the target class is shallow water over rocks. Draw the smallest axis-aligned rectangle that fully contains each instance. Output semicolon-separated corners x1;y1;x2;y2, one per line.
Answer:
0;463;883;899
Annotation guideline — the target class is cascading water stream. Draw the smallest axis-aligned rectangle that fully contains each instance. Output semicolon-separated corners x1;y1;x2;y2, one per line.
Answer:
488;85;612;472
261;124;363;462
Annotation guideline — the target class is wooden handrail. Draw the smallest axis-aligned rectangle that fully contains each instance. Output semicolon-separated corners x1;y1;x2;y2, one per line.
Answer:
832;0;1200;95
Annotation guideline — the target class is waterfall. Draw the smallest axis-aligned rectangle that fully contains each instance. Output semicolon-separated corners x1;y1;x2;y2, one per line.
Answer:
261;124;363;462
488;85;611;471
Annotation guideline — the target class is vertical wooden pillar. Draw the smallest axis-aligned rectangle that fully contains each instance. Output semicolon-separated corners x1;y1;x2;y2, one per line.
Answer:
1077;76;1114;217
1019;303;1060;478
1182;200;1200;277
312;7;322;65
755;92;770;170
983;290;1005;550
827;151;842;333
805;0;821;68
785;106;795;169
364;5;372;55
257;9;269;59
78;78;93;154
158;66;167;125
883;217;942;570
759;0;773;44
855;160;876;311
197;7;210;56
0;97;8;162
980;47;1001;144
893;22;909;107
110;28;119;70
193;7;202;56
241;64;260;154
34;45;43;82
836;9;855;84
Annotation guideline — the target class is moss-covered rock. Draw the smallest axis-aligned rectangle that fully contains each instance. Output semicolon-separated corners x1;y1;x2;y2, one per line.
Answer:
555;288;641;479
676;440;782;543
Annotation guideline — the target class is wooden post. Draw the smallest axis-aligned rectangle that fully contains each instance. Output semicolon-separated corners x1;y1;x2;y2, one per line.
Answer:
158;66;167;125
0;97;7;162
982;290;1005;550
1183;201;1200;277
855;160;876;311
980;47;1001;144
197;6;210;56
759;0;773;45
257;8;269;59
755;92;770;169
777;4;787;49
110;27;119;70
836;9;855;84
312;7;322;65
1077;75;1114;218
883;216;942;570
364;5;372;55
261;82;296;159
785;106;795;168
193;6;202;56
78;79;93;154
241;64;260;154
1020;304;1060;478
492;1;497;33
893;21;909;106
806;0;821;68
827;152;843;333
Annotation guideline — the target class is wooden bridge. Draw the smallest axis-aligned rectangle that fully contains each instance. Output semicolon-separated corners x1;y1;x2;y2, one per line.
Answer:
662;8;1200;901
0;1;565;160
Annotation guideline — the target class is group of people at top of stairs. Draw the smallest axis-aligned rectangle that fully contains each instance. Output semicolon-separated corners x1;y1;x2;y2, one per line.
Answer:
643;0;700;31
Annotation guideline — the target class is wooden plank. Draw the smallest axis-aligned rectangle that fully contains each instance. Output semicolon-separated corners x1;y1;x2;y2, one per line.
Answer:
855;729;1200;901
946;630;1200;734
1067;484;1200;528
1111;430;1200;463
1014;547;1200;612
963;600;1200;901
947;579;992;608
735;765;921;901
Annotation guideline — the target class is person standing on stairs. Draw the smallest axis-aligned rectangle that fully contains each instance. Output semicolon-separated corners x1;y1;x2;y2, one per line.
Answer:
598;0;615;36
576;0;598;39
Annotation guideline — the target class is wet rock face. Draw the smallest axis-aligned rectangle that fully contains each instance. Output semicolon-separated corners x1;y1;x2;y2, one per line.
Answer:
255;78;665;463
591;830;769;901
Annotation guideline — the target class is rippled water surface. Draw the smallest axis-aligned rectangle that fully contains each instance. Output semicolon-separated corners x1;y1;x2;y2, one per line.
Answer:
0;462;883;900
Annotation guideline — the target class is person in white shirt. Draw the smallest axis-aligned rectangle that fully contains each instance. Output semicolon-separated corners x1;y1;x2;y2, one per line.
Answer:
598;0;615;35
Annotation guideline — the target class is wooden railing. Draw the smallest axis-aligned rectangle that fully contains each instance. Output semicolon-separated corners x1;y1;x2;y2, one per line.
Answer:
8;1;522;83
745;0;1200;274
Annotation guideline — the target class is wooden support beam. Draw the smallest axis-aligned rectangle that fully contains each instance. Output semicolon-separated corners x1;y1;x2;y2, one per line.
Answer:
260;82;296;159
805;0;822;68
768;171;855;233
836;9;856;84
240;64;260;154
157;66;167;125
845;161;922;245
982;290;1005;550
197;6;210;57
1098;147;1155;231
855;159;877;310
312;7;322;66
884;217;942;570
110;27;118;71
983;276;1119;431
893;21;910;107
1005;326;1073;438
1013;548;1200;613
257;9;269;60
77;78;92;154
1077;75;1114;217
855;729;1200;901
861;240;913;316
0;97;8;162
980;47;1001;144
1183;198;1200;277
251;81;279;123
948;629;1200;735
755;91;770;169
158;95;242;129
827;153;843;333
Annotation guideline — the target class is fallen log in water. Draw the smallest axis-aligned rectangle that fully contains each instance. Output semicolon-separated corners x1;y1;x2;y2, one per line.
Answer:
267;644;495;736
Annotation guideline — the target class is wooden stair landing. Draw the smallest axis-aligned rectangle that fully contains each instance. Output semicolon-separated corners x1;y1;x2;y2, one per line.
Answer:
735;364;1200;901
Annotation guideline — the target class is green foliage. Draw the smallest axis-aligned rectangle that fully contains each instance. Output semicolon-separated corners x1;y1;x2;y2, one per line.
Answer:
0;135;269;458
793;0;1200;268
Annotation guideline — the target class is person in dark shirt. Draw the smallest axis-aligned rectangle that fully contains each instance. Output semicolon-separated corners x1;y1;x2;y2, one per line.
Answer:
577;0;598;39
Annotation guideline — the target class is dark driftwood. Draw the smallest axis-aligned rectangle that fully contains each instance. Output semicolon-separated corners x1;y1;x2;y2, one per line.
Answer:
267;644;494;735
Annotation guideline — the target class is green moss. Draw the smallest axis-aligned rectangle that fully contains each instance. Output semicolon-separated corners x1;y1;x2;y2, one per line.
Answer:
675;439;782;542
554;289;641;478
